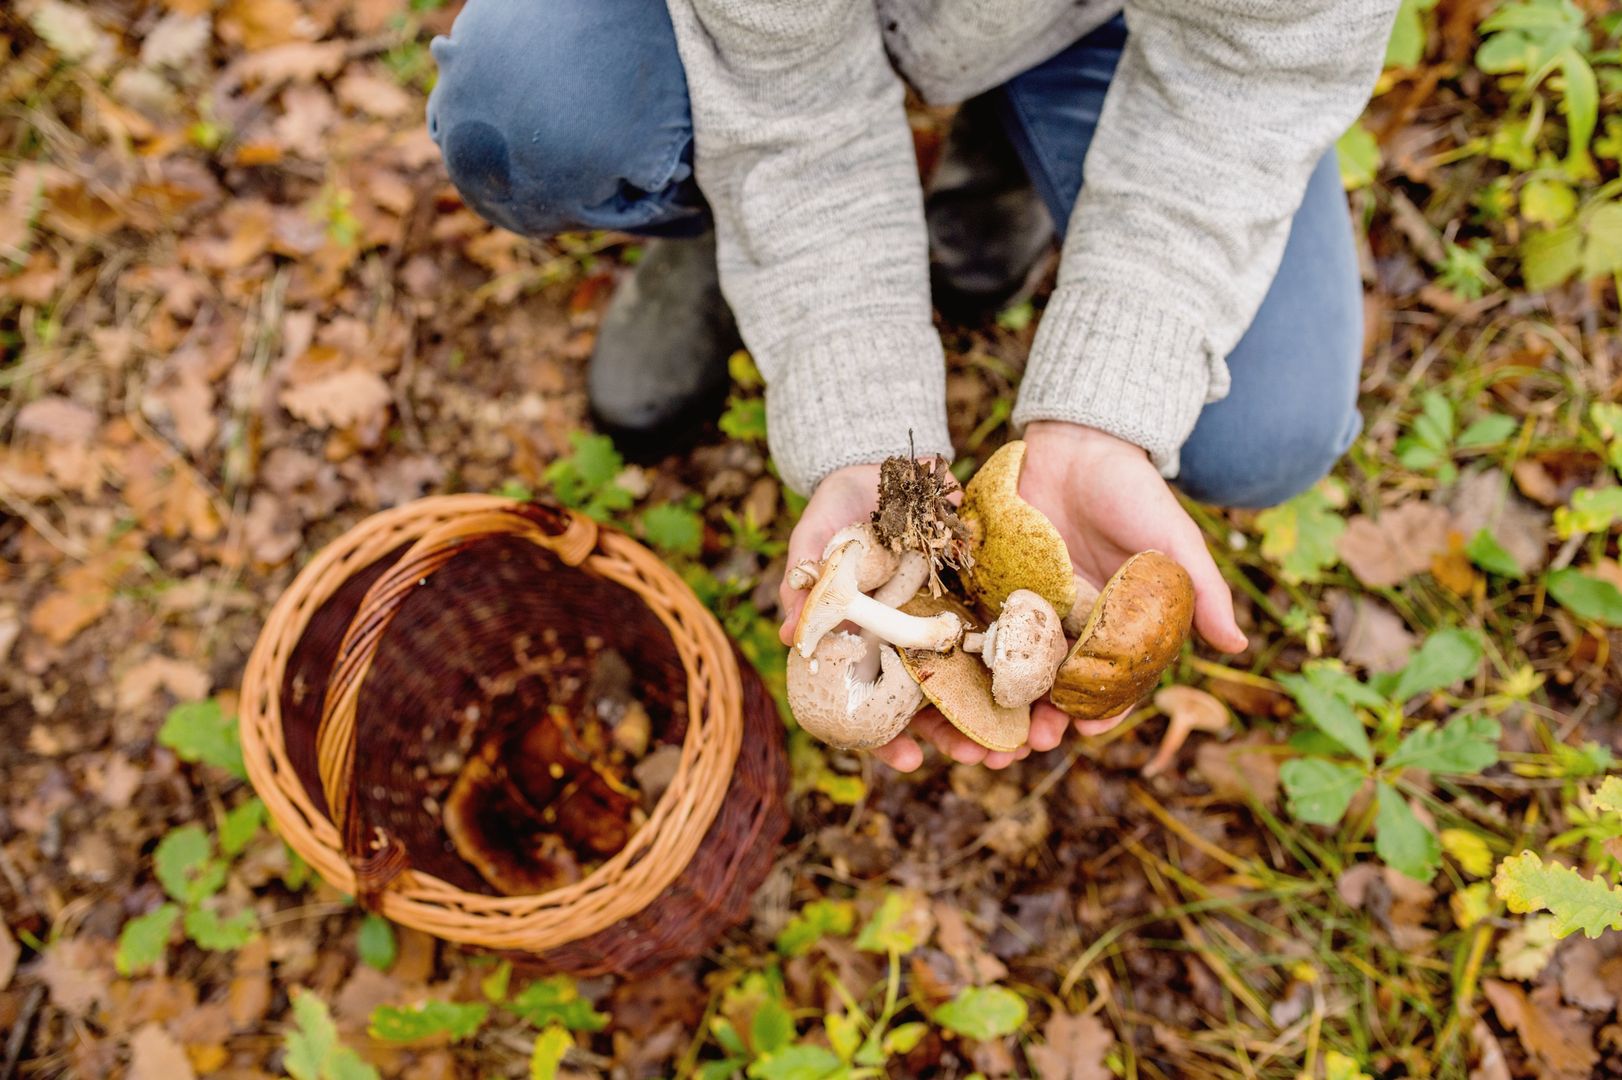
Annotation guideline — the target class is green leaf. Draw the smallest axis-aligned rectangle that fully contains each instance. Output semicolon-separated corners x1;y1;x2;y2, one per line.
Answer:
357;914;396;972
855;891;926;955
1386;715;1501;775
1302;663;1388;710
1280;758;1367;826
1557;48;1598;166
1520;221;1583;290
1325;1050;1374;1080
154;824;226;904
1556;741;1614;778
640;502;705;558
1592;775;1622;815
813;771;865;806
1546;567;1622;625
775;898;856;957
285;991;380;1080
882;1022;928;1056
699;1059;749;1080
368;1000;491;1043
719;396;767;443
218;797;267;857
158;699;246;779
1384;0;1437;68
1494;850;1622;938
751;998;794;1055
824;1011;861;1062
1456;413;1520;448
747;1044;843;1080
116;904;180;975
1520;178;1579;227
1466;528;1524;578
1279;674;1373;764
1554;487;1622;537
544;432;631;520
1440;828;1496;877
1392;628;1484;702
1337;123;1380;190
1580;203;1622;281
184;906;258;951
480;960;512;1003
933;986;1028;1041
529;1024;572;1080
1255;486;1346;584
508;977;609;1032
1374;782;1442;881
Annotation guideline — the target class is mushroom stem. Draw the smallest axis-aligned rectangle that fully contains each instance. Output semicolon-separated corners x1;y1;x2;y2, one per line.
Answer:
962;631;987;654
838;591;962;653
786;560;820;591
872;551;929;608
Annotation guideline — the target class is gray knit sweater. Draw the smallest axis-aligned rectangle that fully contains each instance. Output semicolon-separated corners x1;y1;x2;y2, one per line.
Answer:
663;0;1396;495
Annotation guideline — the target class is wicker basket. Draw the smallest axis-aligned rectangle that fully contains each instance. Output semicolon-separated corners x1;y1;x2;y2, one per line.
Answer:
239;494;790;976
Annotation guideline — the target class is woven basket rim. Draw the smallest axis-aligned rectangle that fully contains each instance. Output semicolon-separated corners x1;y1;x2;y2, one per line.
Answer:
239;494;745;951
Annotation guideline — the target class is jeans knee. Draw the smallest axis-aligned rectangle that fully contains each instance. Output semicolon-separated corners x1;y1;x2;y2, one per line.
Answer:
1178;397;1361;509
428;0;705;236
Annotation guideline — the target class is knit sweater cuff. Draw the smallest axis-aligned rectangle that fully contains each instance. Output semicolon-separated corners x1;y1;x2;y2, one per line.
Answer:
764;323;954;496
1012;286;1226;478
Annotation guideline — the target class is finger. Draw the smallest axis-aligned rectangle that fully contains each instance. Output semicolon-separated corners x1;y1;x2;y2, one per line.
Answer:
871;733;924;772
778;586;807;646
1028;703;1070;752
1015;746;1031;760
1167;532;1248;653
1072;708;1129;737
911;711;988;765
982;749;1018;769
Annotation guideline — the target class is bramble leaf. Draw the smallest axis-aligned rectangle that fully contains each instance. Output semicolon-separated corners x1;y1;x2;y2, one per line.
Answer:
1494;851;1622;938
640;502;705;558
509;977;609;1032
218;797;266;857
1375;782;1442;881
775;898;856;957
286;991;380;1080
1546;567;1622;625
747;1044;843;1080
1279;674;1373;764
530;1024;572;1080
184;906;258;951
1386;715;1501;775
116;903;179;975
158;699;246;779
1393;628;1484;701
154;824;225;904
934;986;1028;1041
1280;758;1366;826
1256;487;1345;584
1466;528;1523;578
368;1000;490;1043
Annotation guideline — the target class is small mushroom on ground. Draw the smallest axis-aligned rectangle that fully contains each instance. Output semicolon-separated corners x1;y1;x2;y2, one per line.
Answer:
959;441;1078;620
962;589;1067;708
794;540;964;658
896;593;1031;752
1140;685;1230;778
1049;551;1196;722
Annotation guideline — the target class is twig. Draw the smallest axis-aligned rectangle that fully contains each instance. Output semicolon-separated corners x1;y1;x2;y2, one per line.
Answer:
0;480;88;560
0;985;46;1080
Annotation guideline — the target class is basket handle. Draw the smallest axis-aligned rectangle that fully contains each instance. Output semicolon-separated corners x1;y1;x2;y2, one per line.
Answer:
313;500;598;905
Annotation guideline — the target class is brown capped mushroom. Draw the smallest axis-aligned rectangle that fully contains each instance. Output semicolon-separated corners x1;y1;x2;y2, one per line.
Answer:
794;540;964;659
786;630;924;749
962;589;1068;708
896;593;1031;752
1049;551;1195;721
959;441;1078;620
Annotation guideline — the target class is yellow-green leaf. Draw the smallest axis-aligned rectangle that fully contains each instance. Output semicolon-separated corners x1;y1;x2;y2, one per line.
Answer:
1493;850;1622;938
529;1025;572;1080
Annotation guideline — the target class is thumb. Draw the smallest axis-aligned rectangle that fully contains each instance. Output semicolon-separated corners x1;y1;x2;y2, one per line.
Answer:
1168;533;1247;653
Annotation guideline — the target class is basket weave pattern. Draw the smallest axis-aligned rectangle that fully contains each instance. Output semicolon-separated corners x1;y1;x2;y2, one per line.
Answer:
240;495;789;973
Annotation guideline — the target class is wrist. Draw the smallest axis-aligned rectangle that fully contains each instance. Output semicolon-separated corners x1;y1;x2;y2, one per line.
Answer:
1023;421;1149;462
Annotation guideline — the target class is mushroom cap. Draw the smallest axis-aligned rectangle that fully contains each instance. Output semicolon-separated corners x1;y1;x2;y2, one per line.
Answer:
793;541;863;658
824;522;902;592
786;630;924;749
897;593;1031;752
983;589;1068;708
1049;551;1195;721
960;441;1077;620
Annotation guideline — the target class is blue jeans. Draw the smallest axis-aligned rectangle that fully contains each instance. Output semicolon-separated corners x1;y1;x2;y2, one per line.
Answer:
428;5;1363;509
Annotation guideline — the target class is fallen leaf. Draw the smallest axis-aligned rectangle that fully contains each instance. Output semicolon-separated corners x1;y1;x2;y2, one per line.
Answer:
1511;459;1571;507
1482;979;1597;1080
1193;731;1280;807
1329;590;1417;673
1025;1010;1113;1080
280;368;391;432
1470;1018;1512;1080
0;922;19;990
28;0;117;71
129;1023;197;1080
1558;938;1616;1012
227;938;272;1029
1498;914;1560;980
1449;469;1549;575
16;396;98;443
117;656;211;712
217;0;312;51
36;937;109;1017
1337;501;1453;587
932;902;1007;986
336;70;414;119
140;13;212;70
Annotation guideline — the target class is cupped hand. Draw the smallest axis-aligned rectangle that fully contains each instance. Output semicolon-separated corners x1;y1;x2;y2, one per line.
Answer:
1016;420;1248;749
778;462;1032;773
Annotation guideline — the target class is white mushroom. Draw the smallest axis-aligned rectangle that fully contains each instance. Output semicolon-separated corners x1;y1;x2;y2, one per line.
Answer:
962;589;1067;708
794;541;963;658
786;630;924;749
824;522;901;591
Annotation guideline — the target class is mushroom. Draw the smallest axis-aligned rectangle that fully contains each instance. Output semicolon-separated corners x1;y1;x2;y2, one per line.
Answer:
959;441;1078;620
1049;551;1196;722
1139;686;1229;778
794;540;963;658
896;593;1031;752
962;589;1068;708
785;522;901;594
786;631;924;749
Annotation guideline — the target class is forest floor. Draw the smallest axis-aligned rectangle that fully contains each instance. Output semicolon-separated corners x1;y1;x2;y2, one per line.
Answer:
2;1;1621;1078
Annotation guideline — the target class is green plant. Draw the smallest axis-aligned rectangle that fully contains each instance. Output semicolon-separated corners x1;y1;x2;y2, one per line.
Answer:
544;432;634;521
1254;482;1346;584
1278;630;1501;881
1393;392;1520;485
1476;0;1607;173
285;991;379;1080
1494;777;1622;936
158;698;246;778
